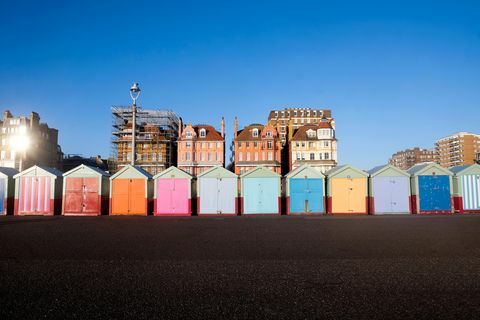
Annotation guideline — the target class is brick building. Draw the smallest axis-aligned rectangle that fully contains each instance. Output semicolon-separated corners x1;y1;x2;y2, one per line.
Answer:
177;118;225;176
436;132;480;168
0;110;63;171
289;123;337;173
389;147;436;170
267;107;335;144
233;118;282;175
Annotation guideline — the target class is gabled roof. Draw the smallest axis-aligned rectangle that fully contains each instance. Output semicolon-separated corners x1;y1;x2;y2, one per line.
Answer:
285;163;325;179
291;124;333;141
181;124;223;141
110;165;152;180
0;167;19;177
325;165;369;178
407;162;452;176
240;165;281;178
450;164;480;175
367;164;410;177
63;164;110;177
197;166;237;178
14;165;63;179
236;124;264;141
153;166;192;179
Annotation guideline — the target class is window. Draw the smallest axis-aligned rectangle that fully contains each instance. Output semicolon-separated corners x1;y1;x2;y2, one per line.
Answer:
209;142;214;149
324;141;329;147
254;142;257;147
186;131;192;138
186;142;191;148
246;141;250;147
296;142;300;147
201;153;205;161
324;153;330;160
254;152;258;161
296;152;300;160
202;142;206;149
266;131;273;137
267;141;273;149
238;142;242;147
0;151;5;160
199;129;206;138
246;153;251;161
310;153;315;160
301;142;305;147
309;142;314;148
268;152;273;161
252;128;259;137
301;153;305;160
238;152;243;161
208;153;212;161
152;153;157;161
186;153;191;161
158;153;162;161
217;142;222;148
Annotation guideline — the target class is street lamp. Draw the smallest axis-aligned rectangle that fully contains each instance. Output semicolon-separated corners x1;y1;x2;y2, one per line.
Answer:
10;125;30;171
129;82;141;165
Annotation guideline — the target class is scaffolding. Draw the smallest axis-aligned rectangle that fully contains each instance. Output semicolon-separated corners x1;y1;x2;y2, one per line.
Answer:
111;106;179;174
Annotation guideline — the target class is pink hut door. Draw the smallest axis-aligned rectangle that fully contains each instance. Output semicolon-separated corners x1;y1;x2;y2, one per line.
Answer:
156;179;188;214
19;176;51;214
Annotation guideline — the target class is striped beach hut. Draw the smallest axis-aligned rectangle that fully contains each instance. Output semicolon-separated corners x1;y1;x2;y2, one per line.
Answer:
451;164;480;213
197;166;238;216
367;164;411;215
326;165;369;215
285;164;325;215
14;165;63;216
0;167;19;215
109;165;153;215
153;166;193;216
407;163;453;214
240;166;281;215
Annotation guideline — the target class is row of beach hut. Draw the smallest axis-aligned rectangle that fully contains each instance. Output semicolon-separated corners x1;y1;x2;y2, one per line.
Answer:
1;162;480;216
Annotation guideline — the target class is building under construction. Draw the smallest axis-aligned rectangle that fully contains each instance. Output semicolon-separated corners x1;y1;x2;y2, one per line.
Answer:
111;106;179;175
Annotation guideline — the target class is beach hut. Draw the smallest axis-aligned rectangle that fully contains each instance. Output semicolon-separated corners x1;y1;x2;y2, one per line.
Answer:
367;164;411;215
0;167;19;215
62;165;110;216
450;164;480;213
326;165;369;215
109;165;153;215
407;163;453;214
240;166;281;215
197;166;238;216
14;165;63;216
285;164;325;215
153;166;193;216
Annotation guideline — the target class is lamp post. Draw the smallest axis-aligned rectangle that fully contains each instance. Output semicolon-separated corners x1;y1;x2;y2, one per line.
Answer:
129;82;141;166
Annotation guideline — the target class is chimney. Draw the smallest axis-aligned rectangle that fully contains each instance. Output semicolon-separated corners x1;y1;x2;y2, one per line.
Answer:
234;117;238;138
178;117;183;138
221;116;225;138
3;110;12;121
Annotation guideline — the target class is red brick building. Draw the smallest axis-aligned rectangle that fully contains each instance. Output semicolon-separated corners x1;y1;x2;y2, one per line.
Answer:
233;118;282;175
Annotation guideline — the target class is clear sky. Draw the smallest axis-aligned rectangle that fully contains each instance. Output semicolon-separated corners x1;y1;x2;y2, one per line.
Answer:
1;0;479;169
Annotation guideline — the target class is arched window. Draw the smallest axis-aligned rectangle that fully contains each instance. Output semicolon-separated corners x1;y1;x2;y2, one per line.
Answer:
252;128;259;137
199;129;206;138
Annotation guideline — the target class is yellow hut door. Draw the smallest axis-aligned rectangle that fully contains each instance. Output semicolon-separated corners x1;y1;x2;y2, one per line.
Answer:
332;178;366;214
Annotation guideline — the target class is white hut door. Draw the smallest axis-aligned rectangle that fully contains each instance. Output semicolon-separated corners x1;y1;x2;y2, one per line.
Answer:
217;178;235;214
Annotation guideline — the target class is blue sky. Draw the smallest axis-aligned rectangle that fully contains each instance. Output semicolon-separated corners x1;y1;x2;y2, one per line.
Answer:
1;0;479;169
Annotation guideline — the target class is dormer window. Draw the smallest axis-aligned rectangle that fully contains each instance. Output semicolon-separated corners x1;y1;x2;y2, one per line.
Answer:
252;128;259;137
266;131;273;138
306;129;316;138
199;129;206;138
186;131;193;138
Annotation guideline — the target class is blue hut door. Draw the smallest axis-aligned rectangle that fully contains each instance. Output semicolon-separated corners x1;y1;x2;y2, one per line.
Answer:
290;178;323;214
418;175;451;211
0;178;5;214
461;175;480;210
244;178;278;214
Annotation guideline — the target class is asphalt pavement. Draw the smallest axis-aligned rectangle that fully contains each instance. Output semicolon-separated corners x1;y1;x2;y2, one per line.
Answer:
1;214;479;319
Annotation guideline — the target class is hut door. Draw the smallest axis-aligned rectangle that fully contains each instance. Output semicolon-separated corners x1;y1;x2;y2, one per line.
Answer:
65;178;83;213
290;178;307;213
0;178;5;214
306;178;324;213
112;179;145;215
156;179;189;214
419;176;451;211
82;178;99;213
217;178;235;214
461;175;480;210
19;176;51;214
129;179;146;215
374;177;409;214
